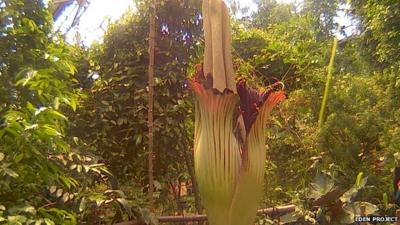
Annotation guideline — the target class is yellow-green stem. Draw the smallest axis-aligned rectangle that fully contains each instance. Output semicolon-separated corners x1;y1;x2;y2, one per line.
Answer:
318;37;338;129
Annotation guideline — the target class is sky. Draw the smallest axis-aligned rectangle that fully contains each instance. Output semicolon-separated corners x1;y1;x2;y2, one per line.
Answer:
54;0;136;45
56;0;268;45
54;0;352;46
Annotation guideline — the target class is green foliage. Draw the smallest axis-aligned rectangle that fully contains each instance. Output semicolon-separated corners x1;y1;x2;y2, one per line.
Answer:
0;1;124;224
68;0;203;216
352;0;400;64
234;1;400;224
251;0;296;28
303;172;376;224
1;0;400;224
233;14;328;90
302;0;343;36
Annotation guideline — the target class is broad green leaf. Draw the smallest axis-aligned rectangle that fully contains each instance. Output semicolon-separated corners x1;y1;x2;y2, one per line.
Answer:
104;189;125;197
62;192;69;203
16;70;37;87
343;201;378;217
79;198;86;212
69;164;77;170
53;97;60;110
7;215;27;223
154;180;162;190
309;172;334;199
47;110;67;121
56;189;63;198
394;152;400;161
83;165;90;173
59;176;78;188
21;206;36;215
35;219;44;225
95;199;104;206
39;125;61;137
44;218;55;225
340;177;368;203
70;98;77;111
3;168;19;178
355;172;363;187
14;153;24;163
34;107;48;116
77;165;82;173
135;135;142;145
49;186;57;194
72;137;79;145
25;124;39;131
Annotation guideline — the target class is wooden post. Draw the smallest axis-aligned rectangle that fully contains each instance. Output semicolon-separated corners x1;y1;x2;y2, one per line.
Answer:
147;0;156;211
396;209;400;225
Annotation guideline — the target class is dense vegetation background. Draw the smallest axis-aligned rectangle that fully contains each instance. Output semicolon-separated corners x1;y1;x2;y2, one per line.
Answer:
1;0;399;224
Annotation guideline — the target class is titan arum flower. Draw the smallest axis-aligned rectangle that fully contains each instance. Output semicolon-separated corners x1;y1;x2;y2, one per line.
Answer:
190;0;285;225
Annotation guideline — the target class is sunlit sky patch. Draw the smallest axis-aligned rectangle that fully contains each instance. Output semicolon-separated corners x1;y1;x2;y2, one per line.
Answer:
54;0;136;45
54;0;353;46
